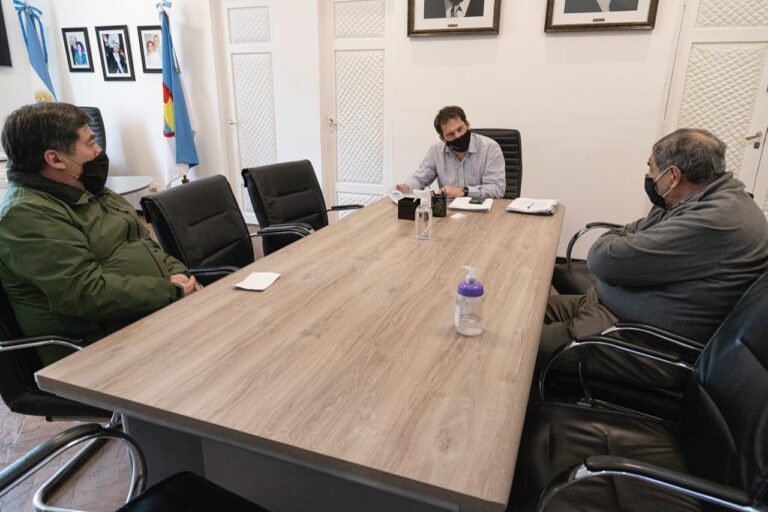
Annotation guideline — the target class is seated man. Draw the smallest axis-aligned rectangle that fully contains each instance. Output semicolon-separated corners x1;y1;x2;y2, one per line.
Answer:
541;128;768;384
0;102;199;363
396;105;505;200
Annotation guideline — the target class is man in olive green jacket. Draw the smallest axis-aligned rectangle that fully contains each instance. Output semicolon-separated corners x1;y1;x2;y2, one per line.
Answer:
0;102;199;363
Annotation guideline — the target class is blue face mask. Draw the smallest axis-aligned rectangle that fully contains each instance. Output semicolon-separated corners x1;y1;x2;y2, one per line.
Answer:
644;166;672;209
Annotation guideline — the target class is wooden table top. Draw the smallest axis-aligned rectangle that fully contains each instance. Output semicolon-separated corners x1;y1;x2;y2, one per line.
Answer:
37;198;564;512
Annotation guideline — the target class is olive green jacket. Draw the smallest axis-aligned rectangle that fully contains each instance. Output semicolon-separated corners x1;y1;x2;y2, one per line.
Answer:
0;171;186;353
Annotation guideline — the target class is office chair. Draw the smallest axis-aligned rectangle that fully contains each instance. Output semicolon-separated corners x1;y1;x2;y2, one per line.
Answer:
78;106;107;151
0;423;271;512
509;270;768;512
472;128;523;199
242;160;363;256
141;175;310;284
551;222;622;295
0;281;119;509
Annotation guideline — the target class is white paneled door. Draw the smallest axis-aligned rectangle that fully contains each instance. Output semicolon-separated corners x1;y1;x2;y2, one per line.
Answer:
218;0;278;223
320;0;391;213
664;0;768;213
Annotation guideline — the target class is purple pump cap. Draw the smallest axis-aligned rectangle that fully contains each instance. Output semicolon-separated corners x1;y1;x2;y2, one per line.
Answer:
458;279;484;297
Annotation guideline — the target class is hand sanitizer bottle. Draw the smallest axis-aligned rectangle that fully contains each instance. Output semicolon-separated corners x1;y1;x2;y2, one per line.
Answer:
415;189;432;240
455;266;484;336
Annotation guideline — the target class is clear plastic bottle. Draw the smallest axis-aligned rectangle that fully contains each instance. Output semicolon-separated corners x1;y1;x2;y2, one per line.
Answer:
454;266;484;336
415;189;432;240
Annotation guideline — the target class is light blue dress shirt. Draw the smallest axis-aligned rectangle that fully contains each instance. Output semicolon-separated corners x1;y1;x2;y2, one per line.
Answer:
404;133;506;200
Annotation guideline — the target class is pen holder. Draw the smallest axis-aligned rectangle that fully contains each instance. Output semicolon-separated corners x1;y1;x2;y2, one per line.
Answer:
431;193;446;217
397;197;420;220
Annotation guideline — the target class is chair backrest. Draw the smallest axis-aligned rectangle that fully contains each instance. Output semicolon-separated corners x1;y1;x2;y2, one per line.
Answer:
473;128;522;199
242;160;328;256
140;175;254;269
680;270;768;502
78;106;107;152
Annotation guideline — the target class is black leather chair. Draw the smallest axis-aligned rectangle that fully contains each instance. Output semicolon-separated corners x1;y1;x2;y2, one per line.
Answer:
79;106;107;151
242;160;363;256
0;423;270;512
508;271;768;511
140;175;309;284
472;128;523;199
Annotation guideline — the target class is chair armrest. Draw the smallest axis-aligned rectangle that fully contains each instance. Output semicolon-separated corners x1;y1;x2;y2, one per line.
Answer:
0;335;84;353
328;204;364;211
0;424;146;502
537;455;764;511
188;267;239;286
538;335;693;403
253;223;314;238
602;322;705;354
565;222;623;263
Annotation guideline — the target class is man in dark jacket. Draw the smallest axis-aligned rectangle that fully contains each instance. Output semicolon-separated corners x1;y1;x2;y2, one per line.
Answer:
0;102;199;363
540;128;768;384
424;0;484;18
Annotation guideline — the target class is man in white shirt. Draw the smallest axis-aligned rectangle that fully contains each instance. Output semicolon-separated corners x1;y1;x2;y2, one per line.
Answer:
395;106;505;200
424;0;485;19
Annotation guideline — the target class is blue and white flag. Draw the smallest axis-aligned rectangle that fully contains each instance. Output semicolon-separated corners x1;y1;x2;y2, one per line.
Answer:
13;1;56;101
158;1;199;185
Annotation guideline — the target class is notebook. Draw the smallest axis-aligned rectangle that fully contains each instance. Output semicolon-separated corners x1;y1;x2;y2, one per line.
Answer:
506;198;558;215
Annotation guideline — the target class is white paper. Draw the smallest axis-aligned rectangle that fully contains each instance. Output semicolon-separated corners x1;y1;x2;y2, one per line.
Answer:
506;198;558;214
235;272;281;291
448;197;493;212
388;189;416;204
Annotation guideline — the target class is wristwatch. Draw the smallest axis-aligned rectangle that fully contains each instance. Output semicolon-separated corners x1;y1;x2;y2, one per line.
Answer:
462;186;469;197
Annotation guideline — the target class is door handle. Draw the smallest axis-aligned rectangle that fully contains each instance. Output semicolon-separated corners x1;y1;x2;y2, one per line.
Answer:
327;117;338;128
745;131;763;141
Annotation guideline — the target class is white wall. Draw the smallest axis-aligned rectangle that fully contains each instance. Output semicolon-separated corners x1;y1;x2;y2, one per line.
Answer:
0;0;682;256
386;1;683;256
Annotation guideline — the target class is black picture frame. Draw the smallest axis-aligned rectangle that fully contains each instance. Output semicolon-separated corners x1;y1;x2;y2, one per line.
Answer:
0;2;12;67
94;25;135;81
61;27;94;72
545;0;659;32
136;25;162;73
408;0;501;37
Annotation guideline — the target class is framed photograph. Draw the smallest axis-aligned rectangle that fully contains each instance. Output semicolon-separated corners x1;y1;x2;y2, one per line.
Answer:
61;27;93;72
408;0;501;37
136;25;162;73
94;25;135;81
545;0;659;32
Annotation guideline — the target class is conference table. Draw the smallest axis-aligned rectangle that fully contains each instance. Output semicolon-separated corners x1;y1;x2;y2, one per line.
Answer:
37;198;564;512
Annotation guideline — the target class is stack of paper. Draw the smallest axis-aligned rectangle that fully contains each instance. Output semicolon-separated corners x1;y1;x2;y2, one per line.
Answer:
506;198;558;215
448;197;493;212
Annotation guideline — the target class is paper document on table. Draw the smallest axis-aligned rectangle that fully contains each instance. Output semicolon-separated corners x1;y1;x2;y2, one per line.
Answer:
448;197;493;212
388;189;416;204
506;198;558;215
235;272;280;291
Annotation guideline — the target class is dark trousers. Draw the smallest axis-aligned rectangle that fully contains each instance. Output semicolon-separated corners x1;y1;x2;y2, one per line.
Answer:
538;288;687;390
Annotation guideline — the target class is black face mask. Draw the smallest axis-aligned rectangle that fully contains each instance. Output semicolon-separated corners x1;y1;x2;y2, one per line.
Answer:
80;152;109;194
644;166;671;209
446;129;471;153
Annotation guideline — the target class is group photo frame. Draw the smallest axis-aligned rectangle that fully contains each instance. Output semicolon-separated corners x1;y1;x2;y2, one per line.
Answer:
137;25;162;73
545;0;659;32
94;25;135;81
408;0;501;37
61;27;93;73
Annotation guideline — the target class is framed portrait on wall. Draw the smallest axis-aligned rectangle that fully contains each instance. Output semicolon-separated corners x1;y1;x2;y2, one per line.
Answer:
545;0;659;32
61;27;93;72
94;25;135;81
408;0;501;37
136;25;162;73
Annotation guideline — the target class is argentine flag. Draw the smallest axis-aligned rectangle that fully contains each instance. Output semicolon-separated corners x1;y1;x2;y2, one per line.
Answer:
13;1;56;102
